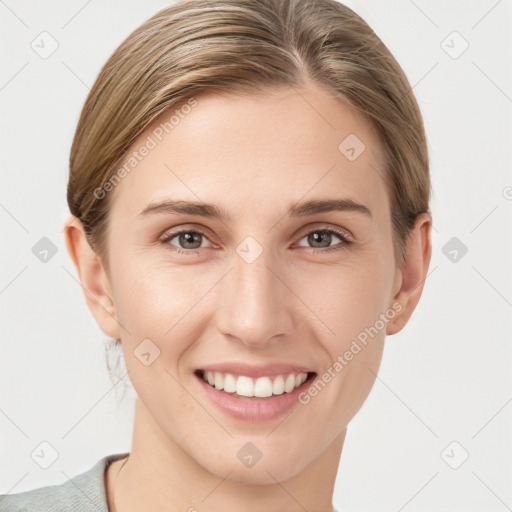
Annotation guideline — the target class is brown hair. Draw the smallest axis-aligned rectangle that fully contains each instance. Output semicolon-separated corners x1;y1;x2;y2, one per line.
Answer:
67;0;431;273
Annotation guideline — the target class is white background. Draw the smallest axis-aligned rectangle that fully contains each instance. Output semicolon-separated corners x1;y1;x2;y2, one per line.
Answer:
1;1;511;510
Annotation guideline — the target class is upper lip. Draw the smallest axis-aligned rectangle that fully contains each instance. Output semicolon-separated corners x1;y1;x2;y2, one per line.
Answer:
197;362;315;378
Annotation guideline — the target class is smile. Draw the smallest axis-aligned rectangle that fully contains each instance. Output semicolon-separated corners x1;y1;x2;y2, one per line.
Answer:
194;366;317;421
198;369;313;398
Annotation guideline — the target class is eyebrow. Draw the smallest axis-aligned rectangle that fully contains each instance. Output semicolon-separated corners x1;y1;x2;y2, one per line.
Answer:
139;198;372;221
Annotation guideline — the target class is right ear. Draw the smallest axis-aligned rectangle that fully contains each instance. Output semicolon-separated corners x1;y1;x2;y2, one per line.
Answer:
63;215;121;340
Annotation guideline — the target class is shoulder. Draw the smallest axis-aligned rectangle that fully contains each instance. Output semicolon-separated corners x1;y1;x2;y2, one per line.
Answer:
0;452;129;512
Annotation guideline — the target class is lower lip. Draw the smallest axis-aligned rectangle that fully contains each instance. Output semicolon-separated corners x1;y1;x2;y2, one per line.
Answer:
195;372;315;422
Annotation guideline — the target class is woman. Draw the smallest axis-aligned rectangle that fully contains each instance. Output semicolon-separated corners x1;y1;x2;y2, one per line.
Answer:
0;0;431;510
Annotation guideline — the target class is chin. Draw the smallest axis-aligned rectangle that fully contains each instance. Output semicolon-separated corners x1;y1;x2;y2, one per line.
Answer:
198;445;308;485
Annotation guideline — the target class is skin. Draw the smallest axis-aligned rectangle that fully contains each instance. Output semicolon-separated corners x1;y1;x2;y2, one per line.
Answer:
65;80;431;512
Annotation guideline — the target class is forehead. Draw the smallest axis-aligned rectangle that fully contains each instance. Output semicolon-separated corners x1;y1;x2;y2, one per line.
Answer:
108;84;388;223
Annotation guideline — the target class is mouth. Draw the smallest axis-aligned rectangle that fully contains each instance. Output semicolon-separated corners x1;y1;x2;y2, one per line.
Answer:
194;369;317;400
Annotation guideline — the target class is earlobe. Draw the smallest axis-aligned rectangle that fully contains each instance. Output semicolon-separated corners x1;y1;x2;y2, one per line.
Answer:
63;215;121;340
386;213;432;336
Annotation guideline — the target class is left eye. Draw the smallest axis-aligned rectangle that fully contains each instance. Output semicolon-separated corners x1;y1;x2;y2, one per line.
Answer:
297;229;350;250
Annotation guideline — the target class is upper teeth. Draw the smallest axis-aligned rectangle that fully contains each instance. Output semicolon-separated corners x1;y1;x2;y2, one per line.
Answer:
202;371;308;398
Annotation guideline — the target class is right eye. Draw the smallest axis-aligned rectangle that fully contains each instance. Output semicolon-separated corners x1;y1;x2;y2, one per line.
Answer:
160;228;214;254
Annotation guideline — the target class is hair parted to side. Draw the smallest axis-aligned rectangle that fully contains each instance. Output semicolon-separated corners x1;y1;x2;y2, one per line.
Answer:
67;0;431;372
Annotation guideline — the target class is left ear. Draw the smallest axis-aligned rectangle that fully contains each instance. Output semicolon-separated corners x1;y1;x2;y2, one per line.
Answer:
386;212;432;335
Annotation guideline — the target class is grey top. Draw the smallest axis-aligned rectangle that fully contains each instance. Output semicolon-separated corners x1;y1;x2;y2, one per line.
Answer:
0;452;342;511
0;452;130;512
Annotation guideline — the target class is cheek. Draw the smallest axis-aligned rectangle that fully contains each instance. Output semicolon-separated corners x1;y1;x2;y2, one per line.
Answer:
111;256;211;337
292;255;393;347
110;259;222;394
298;250;393;425
291;252;392;411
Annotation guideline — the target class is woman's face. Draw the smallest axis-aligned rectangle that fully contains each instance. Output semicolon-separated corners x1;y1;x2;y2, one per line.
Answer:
87;82;409;483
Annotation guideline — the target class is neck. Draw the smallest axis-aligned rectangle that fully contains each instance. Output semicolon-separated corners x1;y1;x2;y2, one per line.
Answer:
110;397;344;512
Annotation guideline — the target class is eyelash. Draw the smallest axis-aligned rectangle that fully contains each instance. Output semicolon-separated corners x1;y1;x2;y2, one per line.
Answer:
159;226;353;255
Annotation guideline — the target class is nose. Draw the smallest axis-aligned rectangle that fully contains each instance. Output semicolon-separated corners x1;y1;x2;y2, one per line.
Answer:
214;246;294;349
